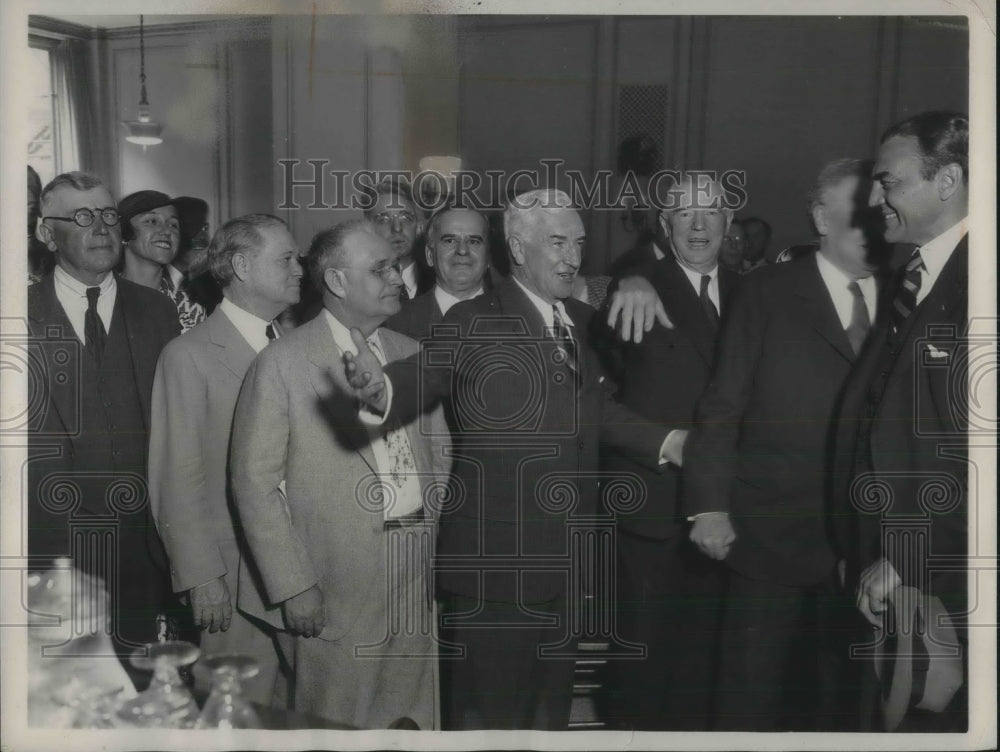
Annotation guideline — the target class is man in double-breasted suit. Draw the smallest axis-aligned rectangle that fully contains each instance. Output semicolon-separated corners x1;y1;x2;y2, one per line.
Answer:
598;175;740;730
832;111;970;732
148;214;302;704
333;190;677;730
229;219;450;729
27;172;179;658
684;158;887;730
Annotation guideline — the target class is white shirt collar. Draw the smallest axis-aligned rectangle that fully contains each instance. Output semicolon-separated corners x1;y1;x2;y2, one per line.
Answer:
166;264;184;289
323;308;383;357
512;276;574;329
433;285;483;317
652;240;667;261
400;261;419;299
53;264;115;297
916;217;967;291
814;251;877;329
675;261;720;311
219;296;275;354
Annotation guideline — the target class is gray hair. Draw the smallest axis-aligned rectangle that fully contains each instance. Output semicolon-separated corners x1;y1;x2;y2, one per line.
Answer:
306;218;379;289
207;214;288;287
503;189;575;242
39;171;109;216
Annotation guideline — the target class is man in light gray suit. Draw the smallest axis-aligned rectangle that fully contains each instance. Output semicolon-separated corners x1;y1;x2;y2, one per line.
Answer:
229;218;450;729
148;214;303;704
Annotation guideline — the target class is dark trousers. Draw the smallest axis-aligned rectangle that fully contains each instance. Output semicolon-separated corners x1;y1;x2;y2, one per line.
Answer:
601;530;726;730
438;594;577;730
714;568;860;731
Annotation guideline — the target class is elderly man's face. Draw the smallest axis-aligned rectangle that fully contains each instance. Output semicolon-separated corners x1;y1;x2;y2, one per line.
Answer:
819;174;880;278
370;192;421;266
39;185;121;285
126;205;180;267
870;135;944;247
244;224;303;310
660;184;730;274
512;208;584;303
338;231;404;322
427;209;489;297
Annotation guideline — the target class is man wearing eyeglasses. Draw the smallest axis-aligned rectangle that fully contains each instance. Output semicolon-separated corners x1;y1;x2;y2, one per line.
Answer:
229;218;450;728
27;171;181;670
364;177;430;301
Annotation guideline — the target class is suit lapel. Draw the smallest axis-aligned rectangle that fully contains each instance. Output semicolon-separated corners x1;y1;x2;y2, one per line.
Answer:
28;276;79;435
305;314;378;475
652;258;717;366
115;281;155;428
793;255;856;363
206;309;258;379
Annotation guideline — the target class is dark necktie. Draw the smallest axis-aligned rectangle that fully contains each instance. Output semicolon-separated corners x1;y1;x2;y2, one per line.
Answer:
265;323;276;341
84;286;107;364
551;304;577;373
699;274;720;328
890;250;925;335
845;281;871;356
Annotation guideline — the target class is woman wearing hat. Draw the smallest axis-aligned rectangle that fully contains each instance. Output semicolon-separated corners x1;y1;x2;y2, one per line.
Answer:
118;190;209;332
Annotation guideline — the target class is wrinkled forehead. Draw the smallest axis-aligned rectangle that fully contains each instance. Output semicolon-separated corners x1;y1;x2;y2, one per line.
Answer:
436;208;489;236
347;229;394;265
46;185;115;214
530;206;584;237
665;178;726;212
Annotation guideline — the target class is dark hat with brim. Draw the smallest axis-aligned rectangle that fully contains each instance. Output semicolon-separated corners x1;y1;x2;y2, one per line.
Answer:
118;190;209;244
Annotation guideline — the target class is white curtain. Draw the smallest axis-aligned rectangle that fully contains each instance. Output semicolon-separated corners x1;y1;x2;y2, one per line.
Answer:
51;38;96;174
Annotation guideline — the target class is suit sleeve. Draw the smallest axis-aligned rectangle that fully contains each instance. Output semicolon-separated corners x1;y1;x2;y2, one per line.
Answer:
148;344;226;592
230;351;318;605
683;275;766;516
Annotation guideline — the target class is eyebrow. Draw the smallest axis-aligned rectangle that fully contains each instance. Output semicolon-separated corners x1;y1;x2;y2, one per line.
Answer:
441;232;484;239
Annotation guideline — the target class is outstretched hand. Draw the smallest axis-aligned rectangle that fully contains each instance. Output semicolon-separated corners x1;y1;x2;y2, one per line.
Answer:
606;275;673;343
326;327;388;413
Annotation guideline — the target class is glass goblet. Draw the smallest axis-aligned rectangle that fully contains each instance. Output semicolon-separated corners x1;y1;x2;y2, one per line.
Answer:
195;655;262;729
116;641;201;728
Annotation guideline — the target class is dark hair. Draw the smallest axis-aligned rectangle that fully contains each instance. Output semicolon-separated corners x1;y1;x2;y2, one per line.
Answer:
425;202;491;245
207;214;288;287
742;216;772;240
361;176;417;216
306;218;377;290
881;110;968;183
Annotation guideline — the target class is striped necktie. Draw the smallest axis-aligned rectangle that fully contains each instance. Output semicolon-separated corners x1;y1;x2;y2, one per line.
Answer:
890;250;925;335
551;304;577;373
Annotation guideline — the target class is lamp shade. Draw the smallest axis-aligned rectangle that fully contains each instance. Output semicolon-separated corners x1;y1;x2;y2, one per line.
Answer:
123;110;163;146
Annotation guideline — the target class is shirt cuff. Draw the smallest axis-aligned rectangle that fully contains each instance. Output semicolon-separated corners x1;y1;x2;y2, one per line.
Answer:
658;429;685;466
686;511;726;522
358;375;393;426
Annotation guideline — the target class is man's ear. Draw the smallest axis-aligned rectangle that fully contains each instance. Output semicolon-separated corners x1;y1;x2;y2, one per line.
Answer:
657;212;671;240
508;235;525;266
812;205;829;236
35;221;58;251
425;244;435;269
324;267;347;298
936;163;964;202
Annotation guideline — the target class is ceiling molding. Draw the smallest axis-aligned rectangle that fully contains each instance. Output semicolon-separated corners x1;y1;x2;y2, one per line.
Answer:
103;17;273;41
28;16;102;41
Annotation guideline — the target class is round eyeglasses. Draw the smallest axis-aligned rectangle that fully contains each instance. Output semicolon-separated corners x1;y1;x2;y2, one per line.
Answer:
372;211;417;227
43;207;120;228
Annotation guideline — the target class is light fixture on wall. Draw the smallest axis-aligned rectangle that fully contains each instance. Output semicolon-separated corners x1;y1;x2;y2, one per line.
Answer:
122;15;163;148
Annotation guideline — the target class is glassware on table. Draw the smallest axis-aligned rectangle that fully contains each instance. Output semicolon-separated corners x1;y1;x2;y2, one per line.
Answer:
116;641;201;728
195;655;262;729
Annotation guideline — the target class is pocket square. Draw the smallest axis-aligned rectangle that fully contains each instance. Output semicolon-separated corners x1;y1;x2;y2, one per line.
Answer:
925;343;950;360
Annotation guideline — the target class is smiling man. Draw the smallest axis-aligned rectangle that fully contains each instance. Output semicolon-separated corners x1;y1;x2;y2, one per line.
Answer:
330;189;679;730
364;177;428;301
27;172;181;670
684;158;885;730
118;190;210;332
385;204;492;341
832;111;969;732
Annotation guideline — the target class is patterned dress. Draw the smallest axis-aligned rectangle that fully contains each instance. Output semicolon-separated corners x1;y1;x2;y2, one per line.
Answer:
159;272;206;333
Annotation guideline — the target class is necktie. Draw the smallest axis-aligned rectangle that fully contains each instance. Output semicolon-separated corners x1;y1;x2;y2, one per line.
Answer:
158;273;175;295
368;337;417;490
551;304;577;372
84;286;107;364
845;281;871;356
699;274;720;328
265;323;276;341
890;250;924;335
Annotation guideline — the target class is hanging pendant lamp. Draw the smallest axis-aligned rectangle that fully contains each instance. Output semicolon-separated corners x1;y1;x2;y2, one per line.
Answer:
123;15;163;148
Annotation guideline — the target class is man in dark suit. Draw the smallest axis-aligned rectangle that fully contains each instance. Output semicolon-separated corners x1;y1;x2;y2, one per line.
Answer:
27;171;180;657
599;175;739;730
385;205;491;341
364;176;431;301
332;189;679;730
833;111;969;732
684;158;885;730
